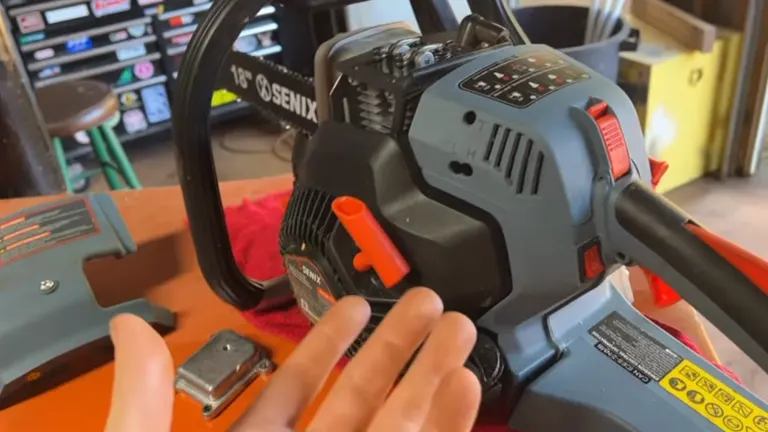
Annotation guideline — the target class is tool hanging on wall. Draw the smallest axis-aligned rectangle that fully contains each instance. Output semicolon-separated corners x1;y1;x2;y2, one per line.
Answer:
172;0;768;430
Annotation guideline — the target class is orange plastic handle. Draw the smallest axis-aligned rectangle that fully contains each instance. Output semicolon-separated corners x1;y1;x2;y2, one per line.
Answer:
687;223;768;296
331;196;410;288
646;224;768;307
641;267;682;308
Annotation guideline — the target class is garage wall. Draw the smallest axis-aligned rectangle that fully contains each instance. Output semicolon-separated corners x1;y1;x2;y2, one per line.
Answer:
344;0;594;32
345;0;468;31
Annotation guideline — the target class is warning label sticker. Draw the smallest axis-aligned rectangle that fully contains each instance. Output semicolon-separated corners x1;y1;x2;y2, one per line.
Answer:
662;359;768;431
0;199;99;265
284;255;336;324
590;311;681;383
590;311;768;430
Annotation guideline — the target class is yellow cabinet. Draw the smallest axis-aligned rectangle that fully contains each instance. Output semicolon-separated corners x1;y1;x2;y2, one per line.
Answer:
618;18;742;193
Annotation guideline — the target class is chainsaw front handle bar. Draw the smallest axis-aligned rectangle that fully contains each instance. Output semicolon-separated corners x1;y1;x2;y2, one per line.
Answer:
614;181;768;373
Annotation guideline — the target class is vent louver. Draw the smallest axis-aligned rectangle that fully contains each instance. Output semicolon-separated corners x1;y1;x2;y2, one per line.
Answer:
483;124;545;195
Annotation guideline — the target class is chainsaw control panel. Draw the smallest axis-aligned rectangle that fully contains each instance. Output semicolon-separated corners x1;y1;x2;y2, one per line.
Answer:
459;50;590;108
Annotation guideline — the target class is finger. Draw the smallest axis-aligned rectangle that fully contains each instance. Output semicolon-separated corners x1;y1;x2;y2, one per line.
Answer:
232;296;371;429
309;287;443;430
421;368;482;432
368;312;477;431
104;314;175;432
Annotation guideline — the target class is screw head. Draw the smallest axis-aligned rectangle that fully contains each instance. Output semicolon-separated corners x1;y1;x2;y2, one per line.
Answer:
39;279;58;294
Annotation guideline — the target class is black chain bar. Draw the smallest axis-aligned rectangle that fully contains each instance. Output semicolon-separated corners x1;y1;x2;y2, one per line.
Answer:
220;51;318;134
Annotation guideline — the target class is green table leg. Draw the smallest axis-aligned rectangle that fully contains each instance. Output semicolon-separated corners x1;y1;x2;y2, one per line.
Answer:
51;137;74;194
88;127;124;190
100;125;141;189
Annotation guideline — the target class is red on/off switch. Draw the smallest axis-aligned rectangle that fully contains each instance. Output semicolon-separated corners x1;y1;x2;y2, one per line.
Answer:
588;101;631;180
583;243;605;280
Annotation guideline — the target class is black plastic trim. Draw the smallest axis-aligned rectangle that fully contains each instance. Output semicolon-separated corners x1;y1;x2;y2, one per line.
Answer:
172;0;272;310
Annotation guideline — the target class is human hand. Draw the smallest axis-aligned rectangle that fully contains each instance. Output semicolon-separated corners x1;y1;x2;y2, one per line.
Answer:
105;287;482;431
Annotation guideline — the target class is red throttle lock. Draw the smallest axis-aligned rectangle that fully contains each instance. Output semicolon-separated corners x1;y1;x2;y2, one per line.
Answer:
587;100;631;180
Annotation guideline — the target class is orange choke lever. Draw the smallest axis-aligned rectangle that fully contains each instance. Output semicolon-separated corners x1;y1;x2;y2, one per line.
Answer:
331;196;410;288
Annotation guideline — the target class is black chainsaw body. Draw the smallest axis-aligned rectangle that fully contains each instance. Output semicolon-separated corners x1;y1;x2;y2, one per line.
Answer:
277;30;519;355
281;123;512;347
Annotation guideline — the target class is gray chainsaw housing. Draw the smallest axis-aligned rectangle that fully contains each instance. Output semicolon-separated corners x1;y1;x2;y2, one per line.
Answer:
408;44;767;431
0;194;175;409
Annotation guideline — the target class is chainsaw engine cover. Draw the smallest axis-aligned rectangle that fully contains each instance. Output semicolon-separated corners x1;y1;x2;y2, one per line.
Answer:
280;122;511;353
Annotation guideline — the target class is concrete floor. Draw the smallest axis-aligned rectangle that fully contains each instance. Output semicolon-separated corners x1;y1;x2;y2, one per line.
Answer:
90;121;768;400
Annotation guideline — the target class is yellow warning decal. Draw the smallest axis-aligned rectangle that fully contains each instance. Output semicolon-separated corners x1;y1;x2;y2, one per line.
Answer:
661;359;768;431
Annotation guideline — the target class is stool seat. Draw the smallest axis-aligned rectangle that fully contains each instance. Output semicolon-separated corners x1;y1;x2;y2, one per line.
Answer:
36;80;118;137
39;79;141;193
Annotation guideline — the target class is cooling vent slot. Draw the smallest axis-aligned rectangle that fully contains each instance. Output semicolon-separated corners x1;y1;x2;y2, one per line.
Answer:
279;185;347;298
279;186;338;253
356;85;394;134
483;124;545;195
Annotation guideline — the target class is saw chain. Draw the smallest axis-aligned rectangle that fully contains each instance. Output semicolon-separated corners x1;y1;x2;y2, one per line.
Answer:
220;51;318;135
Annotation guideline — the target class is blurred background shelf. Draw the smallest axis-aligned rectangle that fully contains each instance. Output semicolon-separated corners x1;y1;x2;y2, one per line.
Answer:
4;0;283;160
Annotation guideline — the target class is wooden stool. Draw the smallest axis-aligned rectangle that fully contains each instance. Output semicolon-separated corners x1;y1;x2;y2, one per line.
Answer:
36;80;142;192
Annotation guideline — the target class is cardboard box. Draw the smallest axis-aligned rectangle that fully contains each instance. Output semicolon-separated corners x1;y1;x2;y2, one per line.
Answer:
618;18;742;192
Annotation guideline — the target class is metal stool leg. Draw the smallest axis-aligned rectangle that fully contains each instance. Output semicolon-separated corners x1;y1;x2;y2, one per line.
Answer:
87;127;124;190
51;137;75;194
100;124;141;189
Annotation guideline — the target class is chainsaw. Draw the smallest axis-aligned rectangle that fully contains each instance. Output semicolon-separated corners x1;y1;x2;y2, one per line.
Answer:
172;1;768;430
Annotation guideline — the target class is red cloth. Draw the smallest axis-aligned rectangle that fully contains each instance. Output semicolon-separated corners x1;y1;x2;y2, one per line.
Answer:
224;190;739;430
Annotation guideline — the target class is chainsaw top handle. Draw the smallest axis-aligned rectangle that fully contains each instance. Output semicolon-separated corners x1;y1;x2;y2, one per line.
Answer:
173;0;274;310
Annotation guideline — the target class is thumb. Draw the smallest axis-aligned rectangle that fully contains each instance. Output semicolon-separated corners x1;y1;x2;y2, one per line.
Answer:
105;314;175;432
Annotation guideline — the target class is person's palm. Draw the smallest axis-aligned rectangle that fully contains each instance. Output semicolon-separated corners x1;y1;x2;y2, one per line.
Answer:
105;288;482;431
